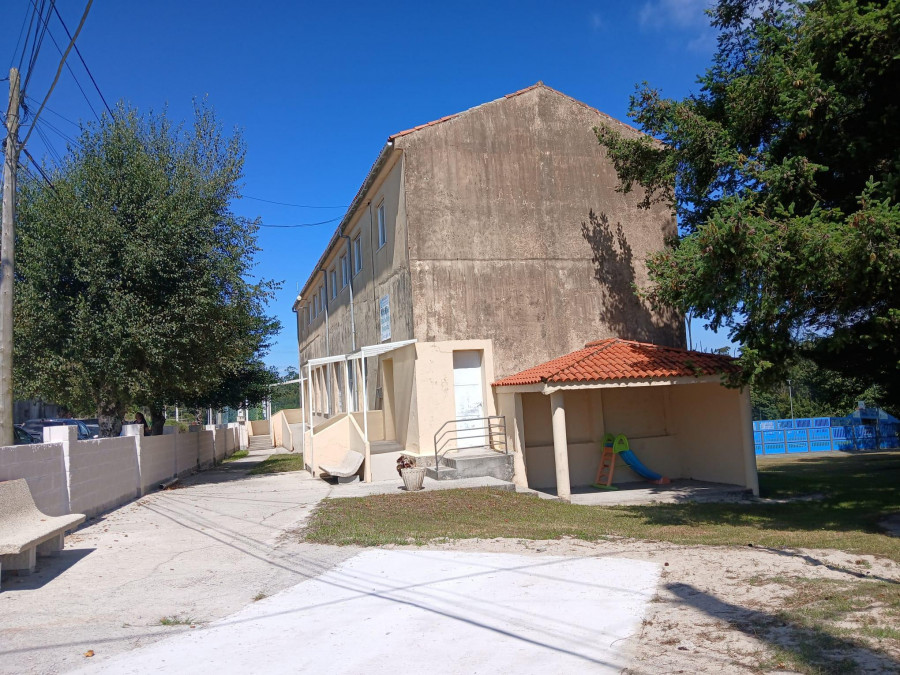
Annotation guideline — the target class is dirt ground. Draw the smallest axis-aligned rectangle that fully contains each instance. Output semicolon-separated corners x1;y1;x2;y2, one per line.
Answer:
397;537;900;674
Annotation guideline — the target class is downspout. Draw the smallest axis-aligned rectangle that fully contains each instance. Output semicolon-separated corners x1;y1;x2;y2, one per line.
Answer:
338;235;357;352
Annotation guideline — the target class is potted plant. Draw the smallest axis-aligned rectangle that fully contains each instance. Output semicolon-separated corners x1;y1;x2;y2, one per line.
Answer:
397;455;426;491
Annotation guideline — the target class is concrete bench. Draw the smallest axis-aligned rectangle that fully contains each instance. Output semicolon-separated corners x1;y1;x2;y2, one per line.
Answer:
319;450;364;484
0;479;85;586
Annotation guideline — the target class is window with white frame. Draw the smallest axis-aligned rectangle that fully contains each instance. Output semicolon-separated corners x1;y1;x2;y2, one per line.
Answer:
377;202;386;248
330;268;337;298
353;236;362;275
340;254;349;287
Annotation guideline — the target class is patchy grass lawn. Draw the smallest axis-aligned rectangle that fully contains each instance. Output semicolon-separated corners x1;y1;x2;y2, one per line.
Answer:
749;575;900;674
303;451;900;560
248;453;305;475
222;450;249;462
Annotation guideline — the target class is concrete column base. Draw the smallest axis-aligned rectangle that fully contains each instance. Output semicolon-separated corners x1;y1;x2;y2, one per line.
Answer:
1;547;37;575
37;533;65;557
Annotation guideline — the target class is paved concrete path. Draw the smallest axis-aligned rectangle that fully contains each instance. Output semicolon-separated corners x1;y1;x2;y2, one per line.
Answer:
0;450;354;675
73;549;660;675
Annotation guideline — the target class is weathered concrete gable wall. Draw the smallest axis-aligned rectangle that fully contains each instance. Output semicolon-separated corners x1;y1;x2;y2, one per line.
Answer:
399;86;684;379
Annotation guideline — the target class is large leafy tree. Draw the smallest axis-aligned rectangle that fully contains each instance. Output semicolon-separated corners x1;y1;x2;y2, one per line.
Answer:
15;102;280;435
597;0;900;405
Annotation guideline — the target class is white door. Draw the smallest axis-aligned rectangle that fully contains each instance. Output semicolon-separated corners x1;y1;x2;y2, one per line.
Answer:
453;351;485;448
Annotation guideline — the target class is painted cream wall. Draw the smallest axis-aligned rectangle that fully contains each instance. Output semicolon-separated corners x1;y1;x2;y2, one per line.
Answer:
516;381;755;490
668;382;755;489
379;340;496;455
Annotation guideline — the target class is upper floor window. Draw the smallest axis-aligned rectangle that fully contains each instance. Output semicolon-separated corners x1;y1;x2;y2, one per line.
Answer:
353;236;362;275
330;268;337;298
340;254;349;287
314;294;319;317
377;202;386;249
320;285;326;312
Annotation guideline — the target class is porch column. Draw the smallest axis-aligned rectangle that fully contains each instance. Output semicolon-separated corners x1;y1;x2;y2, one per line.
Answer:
550;391;571;502
361;356;371;482
344;360;352;415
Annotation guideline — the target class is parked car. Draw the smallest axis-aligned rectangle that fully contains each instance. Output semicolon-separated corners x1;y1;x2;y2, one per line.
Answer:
14;424;37;444
22;418;98;441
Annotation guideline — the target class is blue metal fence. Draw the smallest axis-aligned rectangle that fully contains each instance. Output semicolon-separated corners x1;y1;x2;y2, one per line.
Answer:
752;417;900;455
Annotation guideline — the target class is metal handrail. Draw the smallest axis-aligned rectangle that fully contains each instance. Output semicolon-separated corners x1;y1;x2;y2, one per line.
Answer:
432;416;507;479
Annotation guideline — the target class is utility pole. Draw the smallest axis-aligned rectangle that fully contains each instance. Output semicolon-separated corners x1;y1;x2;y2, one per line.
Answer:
0;68;21;447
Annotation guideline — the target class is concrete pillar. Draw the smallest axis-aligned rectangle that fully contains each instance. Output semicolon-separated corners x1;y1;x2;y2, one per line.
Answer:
45;425;77;514
550;391;571;502
738;387;760;495
36;533;64;556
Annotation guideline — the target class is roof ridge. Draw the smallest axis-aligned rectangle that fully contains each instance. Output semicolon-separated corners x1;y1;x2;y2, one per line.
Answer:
541;339;617;382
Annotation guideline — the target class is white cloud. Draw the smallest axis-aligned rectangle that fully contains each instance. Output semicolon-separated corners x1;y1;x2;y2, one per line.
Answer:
639;0;712;30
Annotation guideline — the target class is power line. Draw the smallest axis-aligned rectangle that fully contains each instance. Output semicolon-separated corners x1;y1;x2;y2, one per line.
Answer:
49;0;112;115
20;146;58;193
16;1;40;74
25;95;81;129
21;0;94;148
22;0;52;94
257;216;343;228
22;0;101;122
242;195;348;209
9;3;33;69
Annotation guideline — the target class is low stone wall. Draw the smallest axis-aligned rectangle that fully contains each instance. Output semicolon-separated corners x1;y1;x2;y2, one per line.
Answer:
0;423;243;517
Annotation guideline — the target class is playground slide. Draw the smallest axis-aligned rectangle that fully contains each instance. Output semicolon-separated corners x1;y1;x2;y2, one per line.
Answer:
613;434;670;484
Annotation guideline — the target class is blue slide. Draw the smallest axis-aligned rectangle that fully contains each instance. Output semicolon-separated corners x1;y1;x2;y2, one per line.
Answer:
613;435;670;484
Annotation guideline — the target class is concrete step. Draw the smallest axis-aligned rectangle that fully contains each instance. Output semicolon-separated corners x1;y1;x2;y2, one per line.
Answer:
370;440;403;455
425;465;458;480
442;451;514;481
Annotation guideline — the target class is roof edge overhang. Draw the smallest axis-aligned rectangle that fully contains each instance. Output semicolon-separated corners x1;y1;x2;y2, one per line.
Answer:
297;141;398;300
493;373;726;393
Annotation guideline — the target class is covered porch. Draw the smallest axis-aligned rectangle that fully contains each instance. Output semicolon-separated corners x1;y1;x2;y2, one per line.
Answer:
494;338;759;501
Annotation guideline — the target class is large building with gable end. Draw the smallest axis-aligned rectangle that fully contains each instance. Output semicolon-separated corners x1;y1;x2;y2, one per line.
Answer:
288;83;757;498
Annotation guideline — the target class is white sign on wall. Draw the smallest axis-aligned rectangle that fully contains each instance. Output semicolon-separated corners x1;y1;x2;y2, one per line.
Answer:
379;295;391;342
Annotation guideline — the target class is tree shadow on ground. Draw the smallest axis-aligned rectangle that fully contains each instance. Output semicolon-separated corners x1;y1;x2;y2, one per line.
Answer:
580;209;682;346
666;581;899;674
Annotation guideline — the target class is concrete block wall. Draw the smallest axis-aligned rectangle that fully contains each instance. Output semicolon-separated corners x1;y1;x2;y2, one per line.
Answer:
67;437;140;517
0;442;69;516
139;435;176;494
214;428;226;462
198;430;215;469
176;432;200;475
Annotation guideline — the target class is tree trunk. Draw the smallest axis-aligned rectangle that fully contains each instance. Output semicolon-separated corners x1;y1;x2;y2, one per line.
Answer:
97;401;123;438
148;404;165;436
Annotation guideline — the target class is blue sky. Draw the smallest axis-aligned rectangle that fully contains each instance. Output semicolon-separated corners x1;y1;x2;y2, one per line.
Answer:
5;0;735;372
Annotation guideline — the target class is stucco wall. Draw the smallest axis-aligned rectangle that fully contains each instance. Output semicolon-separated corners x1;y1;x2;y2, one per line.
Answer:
519;381;752;490
398;85;684;379
297;156;414;412
669;382;752;487
387;340;496;454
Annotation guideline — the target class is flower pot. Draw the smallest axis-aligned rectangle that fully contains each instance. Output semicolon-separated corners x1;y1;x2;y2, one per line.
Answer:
401;467;426;491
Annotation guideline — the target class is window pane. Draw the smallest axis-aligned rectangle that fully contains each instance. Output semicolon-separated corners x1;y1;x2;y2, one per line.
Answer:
378;204;386;247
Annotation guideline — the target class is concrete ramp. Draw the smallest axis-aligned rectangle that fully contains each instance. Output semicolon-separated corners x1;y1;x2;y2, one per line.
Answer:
74;550;660;674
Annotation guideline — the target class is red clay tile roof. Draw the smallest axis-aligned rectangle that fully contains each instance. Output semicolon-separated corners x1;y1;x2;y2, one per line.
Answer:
492;338;739;387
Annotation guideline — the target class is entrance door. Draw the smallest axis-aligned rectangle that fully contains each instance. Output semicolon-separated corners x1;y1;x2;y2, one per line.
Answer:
453;351;485;448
